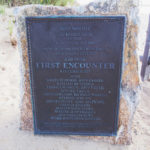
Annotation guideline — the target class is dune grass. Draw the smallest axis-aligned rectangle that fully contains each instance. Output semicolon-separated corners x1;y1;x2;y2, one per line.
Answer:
0;0;74;6
0;5;6;14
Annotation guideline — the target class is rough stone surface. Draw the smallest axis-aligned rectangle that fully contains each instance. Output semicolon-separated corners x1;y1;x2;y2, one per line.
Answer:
16;0;140;145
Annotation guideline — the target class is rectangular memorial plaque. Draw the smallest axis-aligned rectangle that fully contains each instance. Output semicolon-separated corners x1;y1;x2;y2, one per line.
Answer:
26;16;125;136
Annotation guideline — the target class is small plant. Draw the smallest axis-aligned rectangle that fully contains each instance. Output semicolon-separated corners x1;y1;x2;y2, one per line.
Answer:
8;19;14;36
0;5;5;14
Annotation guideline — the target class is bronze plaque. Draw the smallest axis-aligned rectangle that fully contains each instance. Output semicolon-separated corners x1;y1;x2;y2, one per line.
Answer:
26;16;125;136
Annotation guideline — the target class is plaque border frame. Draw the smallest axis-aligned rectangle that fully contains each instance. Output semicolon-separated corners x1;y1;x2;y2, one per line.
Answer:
26;16;126;136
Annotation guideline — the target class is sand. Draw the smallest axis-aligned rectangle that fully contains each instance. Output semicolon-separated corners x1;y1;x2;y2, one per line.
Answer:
0;3;150;150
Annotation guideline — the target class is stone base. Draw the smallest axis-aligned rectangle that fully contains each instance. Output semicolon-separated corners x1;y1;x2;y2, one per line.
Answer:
16;0;140;145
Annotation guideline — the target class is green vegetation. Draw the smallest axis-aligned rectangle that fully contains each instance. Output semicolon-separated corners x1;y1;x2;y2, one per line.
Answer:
0;0;74;6
0;5;5;14
40;0;74;6
8;19;14;36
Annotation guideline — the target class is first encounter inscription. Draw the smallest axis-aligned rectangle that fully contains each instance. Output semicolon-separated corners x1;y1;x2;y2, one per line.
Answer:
26;16;125;136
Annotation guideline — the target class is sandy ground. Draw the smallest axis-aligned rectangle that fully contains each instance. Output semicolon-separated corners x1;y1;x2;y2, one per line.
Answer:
0;3;150;150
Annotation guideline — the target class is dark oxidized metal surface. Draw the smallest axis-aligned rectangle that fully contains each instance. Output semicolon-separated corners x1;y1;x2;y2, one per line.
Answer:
26;16;125;136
